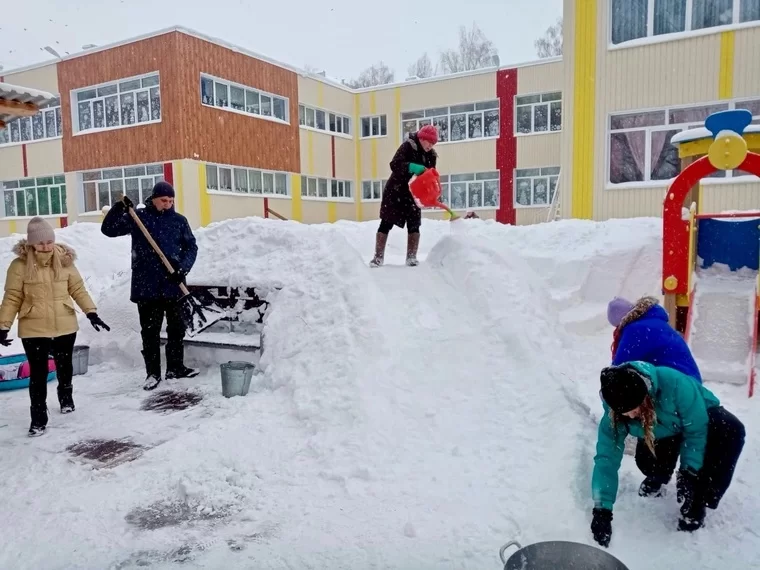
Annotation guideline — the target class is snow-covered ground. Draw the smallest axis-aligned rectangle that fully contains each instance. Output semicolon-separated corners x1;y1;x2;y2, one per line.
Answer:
0;216;758;570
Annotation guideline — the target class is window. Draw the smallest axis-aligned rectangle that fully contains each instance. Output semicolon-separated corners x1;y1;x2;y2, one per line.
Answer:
515;92;562;134
73;73;160;134
439;171;500;210
2;175;67;217
81;164;164;212
298;104;351;135
300;176;353;200
205;163;289;197
362;179;387;200
401;100;499;143
201;74;289;123
514;167;560;208
608;98;760;185
0;98;63;146
611;0;760;45
361;115;388;138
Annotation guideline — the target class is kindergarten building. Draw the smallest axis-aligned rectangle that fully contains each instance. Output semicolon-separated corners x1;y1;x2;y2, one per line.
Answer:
0;0;759;234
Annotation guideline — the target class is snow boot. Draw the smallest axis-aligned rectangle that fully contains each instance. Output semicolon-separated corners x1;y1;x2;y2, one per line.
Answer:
638;476;666;497
678;501;706;532
369;232;388;267
58;385;75;414
406;232;420;266
166;366;199;380
143;373;162;391
28;405;48;437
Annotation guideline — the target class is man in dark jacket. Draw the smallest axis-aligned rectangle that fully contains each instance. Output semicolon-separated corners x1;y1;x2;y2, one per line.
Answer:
101;181;199;390
371;124;438;268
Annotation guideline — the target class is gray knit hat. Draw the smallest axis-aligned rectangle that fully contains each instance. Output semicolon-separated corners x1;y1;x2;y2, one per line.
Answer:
26;216;55;245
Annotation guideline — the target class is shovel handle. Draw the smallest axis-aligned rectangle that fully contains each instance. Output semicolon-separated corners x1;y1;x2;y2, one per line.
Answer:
123;200;190;297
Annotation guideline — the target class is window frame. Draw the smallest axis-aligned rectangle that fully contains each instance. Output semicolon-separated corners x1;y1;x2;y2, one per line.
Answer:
360;115;388;139
514;91;563;135
609;0;760;49
438;171;500;211
204;162;290;198
400;99;501;145
513;167;560;209
0;98;63;147
200;73;290;125
300;175;354;202
1;175;68;219
70;71;161;135
606;97;760;189
79;163;165;213
298;104;352;137
361;179;387;201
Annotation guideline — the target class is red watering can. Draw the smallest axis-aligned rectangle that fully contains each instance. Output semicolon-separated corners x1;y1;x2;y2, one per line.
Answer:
409;168;460;221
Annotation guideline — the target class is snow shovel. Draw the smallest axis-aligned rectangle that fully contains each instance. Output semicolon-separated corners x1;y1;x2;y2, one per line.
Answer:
409;168;461;221
123;200;225;337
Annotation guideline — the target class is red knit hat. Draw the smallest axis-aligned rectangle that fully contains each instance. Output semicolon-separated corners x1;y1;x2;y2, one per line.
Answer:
417;125;438;145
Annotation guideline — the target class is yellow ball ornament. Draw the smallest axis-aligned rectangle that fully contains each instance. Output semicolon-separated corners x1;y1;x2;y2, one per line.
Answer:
663;275;678;291
708;131;748;170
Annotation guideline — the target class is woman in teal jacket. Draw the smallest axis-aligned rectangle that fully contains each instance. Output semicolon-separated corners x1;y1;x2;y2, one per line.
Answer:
590;361;745;548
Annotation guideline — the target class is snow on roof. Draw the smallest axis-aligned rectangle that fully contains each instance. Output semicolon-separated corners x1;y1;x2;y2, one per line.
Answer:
671;124;760;145
0;82;57;126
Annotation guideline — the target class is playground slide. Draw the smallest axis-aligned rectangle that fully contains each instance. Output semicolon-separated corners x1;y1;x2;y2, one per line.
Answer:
687;270;757;385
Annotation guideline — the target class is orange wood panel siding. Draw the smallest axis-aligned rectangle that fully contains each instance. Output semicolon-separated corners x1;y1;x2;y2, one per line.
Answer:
58;32;185;172
174;33;300;173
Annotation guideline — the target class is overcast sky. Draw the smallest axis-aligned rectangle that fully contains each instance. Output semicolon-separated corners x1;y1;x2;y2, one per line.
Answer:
3;0;563;81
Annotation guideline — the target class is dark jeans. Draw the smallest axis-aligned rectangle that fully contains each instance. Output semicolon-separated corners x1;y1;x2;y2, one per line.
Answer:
21;332;77;424
378;218;420;235
137;300;186;377
635;406;745;509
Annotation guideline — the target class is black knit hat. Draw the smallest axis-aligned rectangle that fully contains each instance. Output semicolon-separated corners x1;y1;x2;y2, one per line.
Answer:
151;181;175;199
600;364;649;414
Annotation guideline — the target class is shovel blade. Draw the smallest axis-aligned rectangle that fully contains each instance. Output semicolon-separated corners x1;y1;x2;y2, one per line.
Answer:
179;293;226;337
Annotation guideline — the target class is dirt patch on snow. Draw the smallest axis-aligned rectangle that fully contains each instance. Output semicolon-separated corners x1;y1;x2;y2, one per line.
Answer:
67;438;145;468
141;390;203;412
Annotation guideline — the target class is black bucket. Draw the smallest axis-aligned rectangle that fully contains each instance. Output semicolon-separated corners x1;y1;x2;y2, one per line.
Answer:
499;540;629;570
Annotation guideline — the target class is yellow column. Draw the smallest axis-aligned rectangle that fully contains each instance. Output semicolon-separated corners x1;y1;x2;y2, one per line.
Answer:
570;0;597;220
8;220;17;234
173;160;184;214
370;92;378;180
327;202;337;223
291;174;302;222
719;31;735;100
394;87;401;146
354;93;363;222
197;163;211;227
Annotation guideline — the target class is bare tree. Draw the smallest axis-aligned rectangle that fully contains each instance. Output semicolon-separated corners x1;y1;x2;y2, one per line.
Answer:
438;23;499;74
345;62;395;88
302;63;323;75
535;17;563;58
407;52;435;79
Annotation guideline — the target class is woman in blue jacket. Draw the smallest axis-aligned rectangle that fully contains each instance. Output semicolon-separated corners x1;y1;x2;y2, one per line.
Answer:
607;296;702;382
590;361;745;548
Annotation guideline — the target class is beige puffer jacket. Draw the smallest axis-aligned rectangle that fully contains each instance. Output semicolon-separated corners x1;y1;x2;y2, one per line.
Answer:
0;240;97;338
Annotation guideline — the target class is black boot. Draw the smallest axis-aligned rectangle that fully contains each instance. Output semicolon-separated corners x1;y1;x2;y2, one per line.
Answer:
143;373;162;391
58;385;75;414
639;476;666;497
166;366;199;379
28;404;48;437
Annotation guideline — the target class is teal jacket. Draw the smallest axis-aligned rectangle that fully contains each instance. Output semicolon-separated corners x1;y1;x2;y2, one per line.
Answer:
592;361;721;511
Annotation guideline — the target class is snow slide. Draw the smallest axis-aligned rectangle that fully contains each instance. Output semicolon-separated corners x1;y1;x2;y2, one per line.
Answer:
688;266;757;385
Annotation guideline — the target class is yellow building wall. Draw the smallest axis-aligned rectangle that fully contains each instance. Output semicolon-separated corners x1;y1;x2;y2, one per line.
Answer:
516;208;551;225
700;180;760;214
3;63;59;94
517;134;561;169
0;146;24;180
25;139;64;177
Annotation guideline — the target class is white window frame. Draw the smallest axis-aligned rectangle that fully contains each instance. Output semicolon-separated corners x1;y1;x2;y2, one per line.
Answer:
361;179;387;201
0;98;63;147
298;104;352;137
513;167;560;209
609;0;760;49
400;99;500;145
360;115;388;139
79;163;165;213
71;72;161;135
205;162;290;198
439;171;500;211
300;175;353;202
514;92;562;135
1;175;68;219
200;73;290;125
606;97;760;189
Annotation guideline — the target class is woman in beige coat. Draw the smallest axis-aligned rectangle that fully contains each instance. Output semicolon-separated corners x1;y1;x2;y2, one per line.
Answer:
0;217;110;436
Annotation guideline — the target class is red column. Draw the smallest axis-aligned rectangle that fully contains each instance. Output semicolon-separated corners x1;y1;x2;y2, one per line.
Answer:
496;69;517;225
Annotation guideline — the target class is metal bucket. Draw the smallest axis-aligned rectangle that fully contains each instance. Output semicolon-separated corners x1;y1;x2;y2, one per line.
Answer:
72;345;90;376
220;361;255;398
499;540;629;570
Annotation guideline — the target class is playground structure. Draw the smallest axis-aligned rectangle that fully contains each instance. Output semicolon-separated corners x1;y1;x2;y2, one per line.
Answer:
662;109;760;397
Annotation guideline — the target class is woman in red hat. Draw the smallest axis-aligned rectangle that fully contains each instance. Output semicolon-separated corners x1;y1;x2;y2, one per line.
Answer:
370;124;438;267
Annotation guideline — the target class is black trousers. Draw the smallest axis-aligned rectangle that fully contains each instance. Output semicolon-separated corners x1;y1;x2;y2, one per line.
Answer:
137;300;186;377
635;406;745;509
378;218;420;235
21;332;77;421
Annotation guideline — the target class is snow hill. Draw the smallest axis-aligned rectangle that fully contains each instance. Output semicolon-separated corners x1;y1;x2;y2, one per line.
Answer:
0;216;758;570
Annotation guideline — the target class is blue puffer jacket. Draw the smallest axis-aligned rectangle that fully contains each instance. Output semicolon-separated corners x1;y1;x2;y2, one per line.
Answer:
101;200;198;302
613;303;702;382
592;361;721;511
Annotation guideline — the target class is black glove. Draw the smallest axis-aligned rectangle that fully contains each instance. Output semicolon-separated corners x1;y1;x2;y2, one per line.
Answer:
676;467;705;532
169;267;187;285
87;312;110;332
591;507;612;547
0;329;12;347
121;195;134;209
